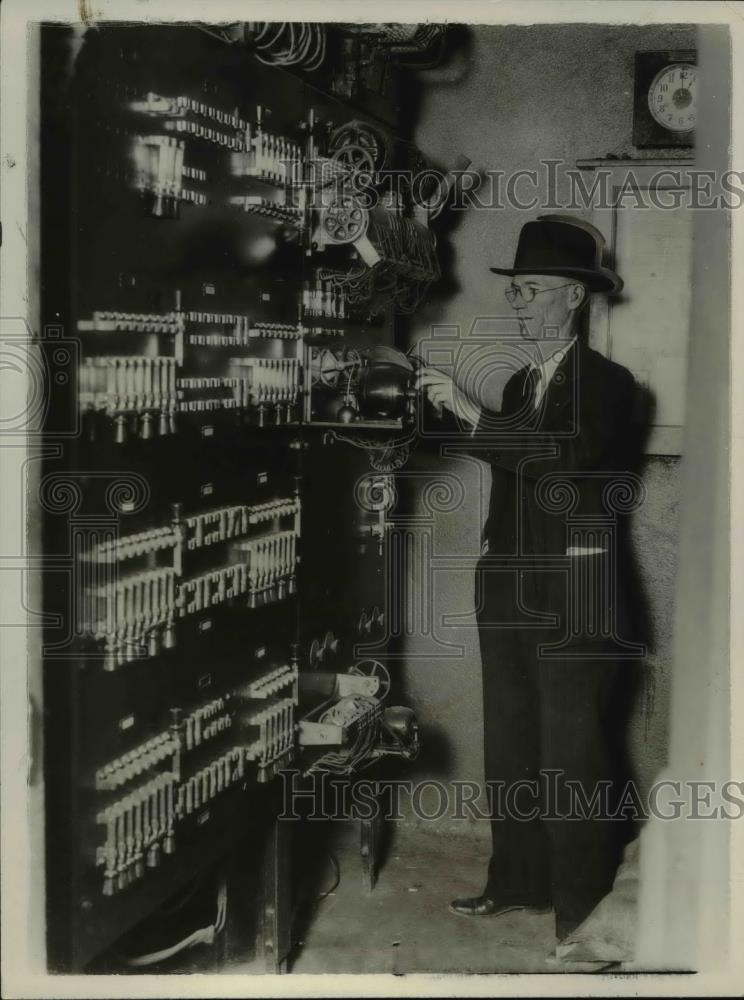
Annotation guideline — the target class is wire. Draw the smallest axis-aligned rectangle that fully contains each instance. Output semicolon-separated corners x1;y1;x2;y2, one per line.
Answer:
319;694;378;726
252;21;326;71
307;702;383;776
304;25;326;72
292;22;312;65
254;22;288;52
316;851;341;901
267;22;297;65
330;425;417;455
118;878;227;968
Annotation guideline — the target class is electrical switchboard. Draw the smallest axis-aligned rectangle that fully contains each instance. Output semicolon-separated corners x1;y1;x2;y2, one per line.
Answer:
40;20;454;971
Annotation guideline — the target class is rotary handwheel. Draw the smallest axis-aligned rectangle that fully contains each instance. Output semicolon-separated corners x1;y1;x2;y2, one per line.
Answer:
328;120;390;173
348;659;391;701
331;144;376;175
322;193;369;244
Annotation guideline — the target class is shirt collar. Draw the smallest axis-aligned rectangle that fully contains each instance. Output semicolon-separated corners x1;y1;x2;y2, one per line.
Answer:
528;336;577;378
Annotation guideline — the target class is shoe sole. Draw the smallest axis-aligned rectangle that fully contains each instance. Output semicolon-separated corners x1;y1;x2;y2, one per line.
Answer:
448;903;552;917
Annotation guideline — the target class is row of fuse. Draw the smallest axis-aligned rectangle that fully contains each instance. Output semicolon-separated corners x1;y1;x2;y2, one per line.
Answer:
79;310;297;340
185;313;300;345
230;133;304;186
229;195;305;225
183;164;208;183
129;92;249;132
93;676;290;804
236;530;299;597
85;537;298;653
244;359;301;406
164;117;247;151
181;188;208;206
302;278;347;320
244;698;296;769
95;698;233;796
79;356;177;416
132;135;185;199
242;663;298;700
183;696;233;751
95;732;178;792
179;562;251;615
131;137;206;208
185;497;299;549
96;771;177;895
176;747;246;818
178;535;298;615
80;362;302;417
177;375;247;412
187;713;231;751
87;566;177;646
78;311;184;334
84;526;178;563
96;748;245;897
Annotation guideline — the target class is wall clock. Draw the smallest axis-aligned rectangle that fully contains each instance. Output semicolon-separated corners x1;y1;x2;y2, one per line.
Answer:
633;50;697;148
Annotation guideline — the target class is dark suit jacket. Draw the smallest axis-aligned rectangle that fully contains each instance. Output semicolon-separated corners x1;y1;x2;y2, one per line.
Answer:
465;338;638;569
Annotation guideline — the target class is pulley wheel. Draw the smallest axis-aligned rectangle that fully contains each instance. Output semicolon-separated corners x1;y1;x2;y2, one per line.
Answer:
348;660;391;701
328;121;390;171
322;194;368;243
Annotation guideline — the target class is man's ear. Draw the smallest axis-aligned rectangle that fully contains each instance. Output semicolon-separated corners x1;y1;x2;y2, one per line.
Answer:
568;282;588;311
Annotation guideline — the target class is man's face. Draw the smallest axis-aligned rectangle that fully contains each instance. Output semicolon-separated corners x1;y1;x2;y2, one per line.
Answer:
506;274;583;347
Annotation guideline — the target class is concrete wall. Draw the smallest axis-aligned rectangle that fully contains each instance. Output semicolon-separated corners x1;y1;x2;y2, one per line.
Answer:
399;23;693;835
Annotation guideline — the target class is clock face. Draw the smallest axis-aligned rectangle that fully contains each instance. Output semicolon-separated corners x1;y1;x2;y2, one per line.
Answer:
647;63;697;133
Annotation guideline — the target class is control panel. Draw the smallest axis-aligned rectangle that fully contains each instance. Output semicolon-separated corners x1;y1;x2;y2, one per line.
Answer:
40;20;454;971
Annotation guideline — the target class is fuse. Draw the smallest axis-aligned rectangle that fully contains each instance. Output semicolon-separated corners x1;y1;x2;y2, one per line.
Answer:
98;809;117;895
280;701;289;757
132;792;145;879
163;779;176;854
122;801;135;884
281;701;289;755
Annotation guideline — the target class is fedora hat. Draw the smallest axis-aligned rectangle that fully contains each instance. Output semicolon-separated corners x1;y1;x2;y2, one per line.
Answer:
490;214;623;293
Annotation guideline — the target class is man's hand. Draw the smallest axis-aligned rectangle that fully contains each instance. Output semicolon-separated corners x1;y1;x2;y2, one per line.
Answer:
414;366;481;428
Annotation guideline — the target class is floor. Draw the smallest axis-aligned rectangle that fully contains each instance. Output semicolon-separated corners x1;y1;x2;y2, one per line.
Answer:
284;823;589;975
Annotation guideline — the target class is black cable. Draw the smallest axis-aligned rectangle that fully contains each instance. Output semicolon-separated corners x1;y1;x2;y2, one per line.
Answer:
316;850;341;901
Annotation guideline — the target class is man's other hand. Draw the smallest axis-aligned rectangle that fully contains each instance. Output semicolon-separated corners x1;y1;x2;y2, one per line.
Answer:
414;366;480;427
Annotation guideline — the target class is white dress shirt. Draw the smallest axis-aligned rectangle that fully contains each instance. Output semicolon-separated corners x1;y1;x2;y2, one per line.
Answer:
527;336;576;408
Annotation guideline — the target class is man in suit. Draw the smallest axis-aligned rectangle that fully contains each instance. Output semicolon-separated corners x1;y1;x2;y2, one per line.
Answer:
415;215;641;941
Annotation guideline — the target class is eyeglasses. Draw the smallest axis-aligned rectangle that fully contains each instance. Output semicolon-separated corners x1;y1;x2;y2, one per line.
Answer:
505;282;576;305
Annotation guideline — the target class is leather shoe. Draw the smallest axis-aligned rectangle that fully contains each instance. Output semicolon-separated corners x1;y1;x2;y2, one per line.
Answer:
449;894;552;917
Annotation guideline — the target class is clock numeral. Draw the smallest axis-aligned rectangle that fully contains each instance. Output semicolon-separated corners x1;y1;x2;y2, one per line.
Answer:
645;61;697;134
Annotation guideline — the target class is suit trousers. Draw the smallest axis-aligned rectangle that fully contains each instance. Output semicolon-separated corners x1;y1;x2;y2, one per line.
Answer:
475;553;629;932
